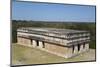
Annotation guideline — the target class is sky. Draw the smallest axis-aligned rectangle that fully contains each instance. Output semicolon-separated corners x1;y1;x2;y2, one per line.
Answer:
12;1;96;22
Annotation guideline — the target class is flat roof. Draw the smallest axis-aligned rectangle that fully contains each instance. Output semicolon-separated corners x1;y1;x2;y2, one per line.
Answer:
18;27;89;35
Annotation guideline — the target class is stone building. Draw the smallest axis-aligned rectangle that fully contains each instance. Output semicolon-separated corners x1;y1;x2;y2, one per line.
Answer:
17;28;90;58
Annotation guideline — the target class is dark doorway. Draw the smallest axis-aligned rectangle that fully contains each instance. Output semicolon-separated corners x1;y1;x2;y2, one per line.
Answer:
42;41;45;48
36;40;39;46
72;45;74;53
30;39;33;45
83;43;85;49
78;44;80;51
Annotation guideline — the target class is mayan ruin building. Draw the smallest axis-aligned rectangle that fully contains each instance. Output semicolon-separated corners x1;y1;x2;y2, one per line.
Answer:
17;28;90;58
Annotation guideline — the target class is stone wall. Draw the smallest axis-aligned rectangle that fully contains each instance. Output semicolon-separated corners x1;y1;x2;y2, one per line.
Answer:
44;43;69;57
17;37;31;47
17;37;89;58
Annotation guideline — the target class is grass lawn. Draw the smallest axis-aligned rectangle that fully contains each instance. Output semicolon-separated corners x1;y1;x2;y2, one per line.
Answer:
12;43;96;66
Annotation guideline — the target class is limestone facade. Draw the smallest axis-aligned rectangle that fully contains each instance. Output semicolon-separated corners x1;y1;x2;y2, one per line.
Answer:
17;28;90;58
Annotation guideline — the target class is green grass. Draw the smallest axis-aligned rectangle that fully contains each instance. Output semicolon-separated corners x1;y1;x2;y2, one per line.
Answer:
12;44;95;65
12;44;67;65
90;41;96;49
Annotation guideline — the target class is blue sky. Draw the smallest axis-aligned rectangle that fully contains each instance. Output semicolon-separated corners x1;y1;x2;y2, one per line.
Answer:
12;1;96;22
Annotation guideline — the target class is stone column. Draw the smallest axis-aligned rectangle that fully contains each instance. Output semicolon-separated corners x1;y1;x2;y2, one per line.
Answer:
85;43;89;50
74;45;78;54
79;44;84;53
32;40;37;47
66;47;73;58
38;41;43;48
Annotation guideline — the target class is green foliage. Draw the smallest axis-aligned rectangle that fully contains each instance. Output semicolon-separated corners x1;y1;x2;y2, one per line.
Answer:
12;22;17;43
